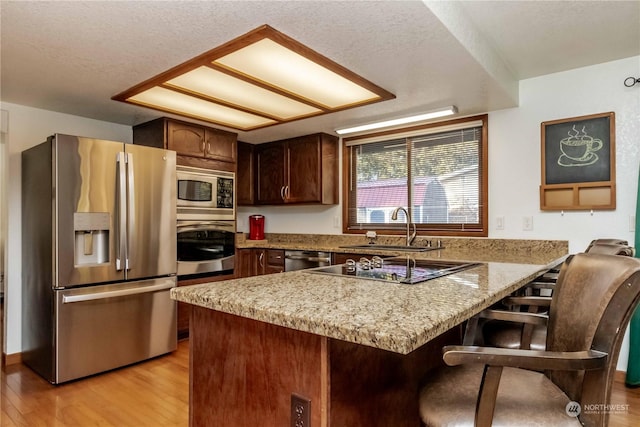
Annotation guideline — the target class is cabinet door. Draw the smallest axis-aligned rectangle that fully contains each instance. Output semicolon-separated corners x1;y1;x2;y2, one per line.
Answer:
256;142;286;204
205;128;237;163
237;142;255;205
235;249;255;278
265;249;285;274
167;121;206;157
287;135;322;203
253;249;267;275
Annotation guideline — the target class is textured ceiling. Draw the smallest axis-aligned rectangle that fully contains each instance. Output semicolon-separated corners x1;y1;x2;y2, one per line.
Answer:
1;0;638;143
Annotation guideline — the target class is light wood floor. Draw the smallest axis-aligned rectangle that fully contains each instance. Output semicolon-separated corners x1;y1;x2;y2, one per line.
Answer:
1;339;639;426
1;341;189;426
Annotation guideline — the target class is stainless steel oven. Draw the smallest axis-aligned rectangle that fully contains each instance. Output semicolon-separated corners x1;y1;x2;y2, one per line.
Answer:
176;165;235;221
177;220;235;277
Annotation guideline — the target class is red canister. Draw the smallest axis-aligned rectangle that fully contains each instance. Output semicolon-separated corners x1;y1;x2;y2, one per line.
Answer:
249;215;265;240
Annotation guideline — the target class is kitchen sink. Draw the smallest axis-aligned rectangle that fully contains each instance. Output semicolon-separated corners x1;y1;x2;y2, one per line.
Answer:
307;256;481;285
338;244;443;252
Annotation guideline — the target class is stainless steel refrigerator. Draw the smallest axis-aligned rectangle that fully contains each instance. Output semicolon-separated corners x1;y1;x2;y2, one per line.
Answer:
22;134;177;384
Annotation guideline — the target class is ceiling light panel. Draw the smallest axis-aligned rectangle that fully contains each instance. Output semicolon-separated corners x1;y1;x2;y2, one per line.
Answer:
214;39;381;109
165;66;322;120
129;87;277;130
113;25;394;131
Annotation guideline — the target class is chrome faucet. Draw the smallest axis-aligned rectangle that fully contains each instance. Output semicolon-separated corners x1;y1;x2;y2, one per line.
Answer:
391;207;417;246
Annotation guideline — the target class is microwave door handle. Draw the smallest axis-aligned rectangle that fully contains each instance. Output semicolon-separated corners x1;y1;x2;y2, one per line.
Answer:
116;153;127;271
126;152;135;271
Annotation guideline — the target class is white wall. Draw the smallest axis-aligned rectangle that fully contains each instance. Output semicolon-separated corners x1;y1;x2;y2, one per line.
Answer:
490;56;640;371
240;56;640;370
1;102;131;357
490;57;640;253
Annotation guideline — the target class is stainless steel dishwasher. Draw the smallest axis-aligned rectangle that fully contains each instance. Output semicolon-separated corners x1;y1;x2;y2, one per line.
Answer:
284;250;332;271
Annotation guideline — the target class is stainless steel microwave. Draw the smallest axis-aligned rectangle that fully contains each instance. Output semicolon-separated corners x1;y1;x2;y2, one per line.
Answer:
176;165;235;221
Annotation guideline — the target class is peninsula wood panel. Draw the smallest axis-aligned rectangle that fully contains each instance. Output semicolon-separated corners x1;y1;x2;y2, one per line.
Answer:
189;306;461;427
328;329;459;427
189;306;327;427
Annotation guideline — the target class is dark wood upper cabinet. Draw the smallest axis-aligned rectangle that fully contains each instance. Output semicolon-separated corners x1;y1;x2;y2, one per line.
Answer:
256;141;287;204
167;120;206;157
133;117;237;171
237;141;255;206
252;133;338;205
205;128;236;163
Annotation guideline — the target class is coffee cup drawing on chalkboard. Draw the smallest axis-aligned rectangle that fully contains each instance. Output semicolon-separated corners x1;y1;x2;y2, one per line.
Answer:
557;125;603;167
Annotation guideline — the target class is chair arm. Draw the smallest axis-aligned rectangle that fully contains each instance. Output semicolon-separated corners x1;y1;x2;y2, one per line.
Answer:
443;345;607;371
479;309;548;325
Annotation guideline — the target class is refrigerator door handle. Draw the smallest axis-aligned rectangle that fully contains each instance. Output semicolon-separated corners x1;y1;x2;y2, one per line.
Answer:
61;281;175;304
126;152;135;271
116;152;128;271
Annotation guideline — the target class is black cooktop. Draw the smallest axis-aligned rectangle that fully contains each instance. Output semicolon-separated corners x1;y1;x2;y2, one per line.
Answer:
307;256;481;285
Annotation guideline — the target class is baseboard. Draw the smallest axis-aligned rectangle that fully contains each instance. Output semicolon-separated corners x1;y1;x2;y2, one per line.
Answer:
2;350;22;366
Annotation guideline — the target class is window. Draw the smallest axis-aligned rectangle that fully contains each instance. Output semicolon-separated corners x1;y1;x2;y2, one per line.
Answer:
343;115;488;236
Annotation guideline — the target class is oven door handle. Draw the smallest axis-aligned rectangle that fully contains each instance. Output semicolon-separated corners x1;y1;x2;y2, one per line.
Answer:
177;221;235;233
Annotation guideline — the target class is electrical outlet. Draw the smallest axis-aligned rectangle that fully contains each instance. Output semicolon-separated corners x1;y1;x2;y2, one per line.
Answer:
333;215;340;228
496;216;504;230
291;394;311;427
630;215;636;232
522;216;533;231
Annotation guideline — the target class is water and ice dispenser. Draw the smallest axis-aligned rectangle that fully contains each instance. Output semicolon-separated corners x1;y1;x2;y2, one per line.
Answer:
73;212;110;266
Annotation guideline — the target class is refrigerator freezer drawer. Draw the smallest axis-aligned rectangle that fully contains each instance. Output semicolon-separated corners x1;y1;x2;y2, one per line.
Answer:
54;277;177;384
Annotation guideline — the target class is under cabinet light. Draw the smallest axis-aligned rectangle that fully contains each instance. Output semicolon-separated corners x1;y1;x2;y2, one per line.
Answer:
335;106;458;135
112;25;394;131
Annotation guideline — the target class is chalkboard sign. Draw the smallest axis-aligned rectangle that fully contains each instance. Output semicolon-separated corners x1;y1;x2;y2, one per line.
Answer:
540;112;615;210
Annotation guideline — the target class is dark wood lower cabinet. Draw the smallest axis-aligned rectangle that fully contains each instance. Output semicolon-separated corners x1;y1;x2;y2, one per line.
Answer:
176;273;234;340
235;248;284;278
189;306;459;427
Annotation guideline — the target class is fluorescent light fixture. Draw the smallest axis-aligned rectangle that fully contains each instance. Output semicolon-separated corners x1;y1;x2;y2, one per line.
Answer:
113;25;394;131
335;106;458;135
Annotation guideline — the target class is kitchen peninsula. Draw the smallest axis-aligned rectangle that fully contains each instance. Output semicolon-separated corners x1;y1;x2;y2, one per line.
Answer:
172;237;567;427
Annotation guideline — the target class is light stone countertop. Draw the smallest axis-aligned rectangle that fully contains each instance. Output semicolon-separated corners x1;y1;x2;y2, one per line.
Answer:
172;240;567;354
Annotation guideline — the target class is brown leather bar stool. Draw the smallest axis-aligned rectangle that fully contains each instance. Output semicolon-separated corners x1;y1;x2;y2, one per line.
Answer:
533;238;629;285
481;243;634;351
419;253;640;427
